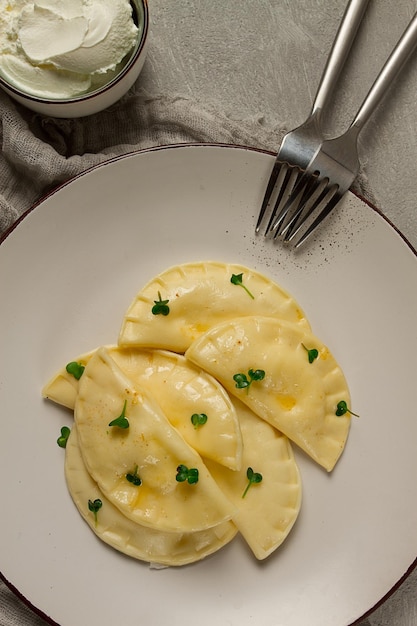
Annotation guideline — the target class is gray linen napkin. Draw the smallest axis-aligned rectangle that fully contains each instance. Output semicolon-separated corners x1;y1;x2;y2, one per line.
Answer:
0;84;377;626
0;86;278;236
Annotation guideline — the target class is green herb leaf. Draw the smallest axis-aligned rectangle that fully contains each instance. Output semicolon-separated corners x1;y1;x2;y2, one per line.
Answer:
108;400;129;429
335;400;360;417
302;344;319;363
176;464;199;484
57;426;71;448
233;372;250;389
230;273;255;299
176;464;188;482
126;464;142;486
191;413;208;428
248;368;265;382
233;368;265;393
186;468;199;484
66;361;85;380
88;498;102;525
152;291;170;316
242;467;263;498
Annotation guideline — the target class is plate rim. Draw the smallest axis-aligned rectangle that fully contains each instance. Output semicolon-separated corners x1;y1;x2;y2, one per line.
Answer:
2;142;417;258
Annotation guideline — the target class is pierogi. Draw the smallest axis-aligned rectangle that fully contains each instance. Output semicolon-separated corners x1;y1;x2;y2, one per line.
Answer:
75;348;237;533
186;316;351;472
118;261;310;352
205;398;301;560
65;426;238;566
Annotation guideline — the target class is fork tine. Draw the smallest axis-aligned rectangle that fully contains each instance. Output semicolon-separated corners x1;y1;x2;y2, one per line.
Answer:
293;190;345;248
280;177;333;239
264;162;293;233
267;165;325;237
264;164;302;235
268;174;308;235
272;171;320;236
255;159;284;233
284;185;338;242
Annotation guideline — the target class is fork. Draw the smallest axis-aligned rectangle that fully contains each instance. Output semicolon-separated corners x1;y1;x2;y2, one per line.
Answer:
255;0;370;236
274;11;417;247
262;11;417;248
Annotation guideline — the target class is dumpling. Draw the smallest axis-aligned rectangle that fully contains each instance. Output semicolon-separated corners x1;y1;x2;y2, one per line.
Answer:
110;348;242;470
185;316;351;472
75;347;237;532
205;398;301;560
42;349;95;409
118;261;310;352
43;346;242;470
65;426;238;566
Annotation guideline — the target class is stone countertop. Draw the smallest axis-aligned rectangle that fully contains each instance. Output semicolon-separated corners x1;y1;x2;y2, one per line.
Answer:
1;1;416;625
140;1;417;626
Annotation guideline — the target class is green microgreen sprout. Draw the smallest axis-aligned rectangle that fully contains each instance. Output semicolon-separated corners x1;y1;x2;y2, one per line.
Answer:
152;291;170;316
176;464;199;485
302;344;319;364
233;368;265;393
336;400;360;418
242;467;263;498
65;361;85;380
191;413;208;429
126;464;142;486
57;426;71;448
108;399;129;429
230;273;255;299
88;498;102;526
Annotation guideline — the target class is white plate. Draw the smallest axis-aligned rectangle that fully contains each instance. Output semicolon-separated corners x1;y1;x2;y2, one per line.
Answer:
1;145;416;626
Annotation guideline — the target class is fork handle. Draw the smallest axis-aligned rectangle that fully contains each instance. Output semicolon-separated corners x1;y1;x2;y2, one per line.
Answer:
311;0;370;118
350;12;417;132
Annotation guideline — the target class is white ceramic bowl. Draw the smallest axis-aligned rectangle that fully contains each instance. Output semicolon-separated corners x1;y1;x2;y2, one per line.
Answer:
0;0;149;118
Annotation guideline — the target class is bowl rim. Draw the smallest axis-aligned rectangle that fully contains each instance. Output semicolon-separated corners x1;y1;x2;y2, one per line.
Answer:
0;0;149;105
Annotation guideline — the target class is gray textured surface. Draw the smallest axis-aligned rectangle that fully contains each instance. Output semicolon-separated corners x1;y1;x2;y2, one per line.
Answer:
1;1;416;624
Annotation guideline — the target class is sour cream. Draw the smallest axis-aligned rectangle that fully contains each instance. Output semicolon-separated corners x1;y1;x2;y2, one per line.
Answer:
0;0;139;99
